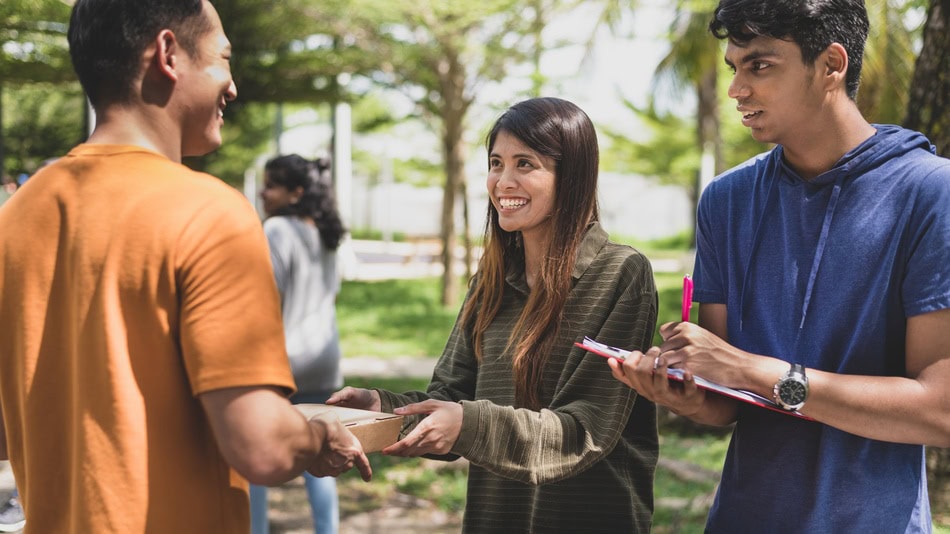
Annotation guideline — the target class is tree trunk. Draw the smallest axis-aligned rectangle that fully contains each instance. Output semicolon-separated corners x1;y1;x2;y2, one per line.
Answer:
904;0;949;156
904;2;949;520
437;48;469;307
439;124;464;307
693;64;719;248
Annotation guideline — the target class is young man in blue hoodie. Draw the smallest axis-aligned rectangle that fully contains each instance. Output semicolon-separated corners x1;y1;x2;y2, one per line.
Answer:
609;0;950;531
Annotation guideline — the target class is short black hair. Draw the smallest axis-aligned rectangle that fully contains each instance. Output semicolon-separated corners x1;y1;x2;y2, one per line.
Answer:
709;0;869;100
67;0;213;108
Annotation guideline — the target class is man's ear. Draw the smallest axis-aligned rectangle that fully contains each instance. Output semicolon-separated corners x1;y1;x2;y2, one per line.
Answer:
153;29;180;82
821;42;849;91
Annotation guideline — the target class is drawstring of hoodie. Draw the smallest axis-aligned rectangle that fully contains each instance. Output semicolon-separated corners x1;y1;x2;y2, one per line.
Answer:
791;175;845;353
800;177;844;328
738;170;846;355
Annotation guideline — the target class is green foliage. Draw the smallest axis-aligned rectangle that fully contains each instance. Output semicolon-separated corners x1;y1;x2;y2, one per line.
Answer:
859;0;926;123
0;0;73;86
185;102;275;186
1;82;84;176
601;101;700;190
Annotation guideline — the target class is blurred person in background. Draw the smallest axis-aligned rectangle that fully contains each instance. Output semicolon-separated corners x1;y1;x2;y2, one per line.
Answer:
251;154;347;534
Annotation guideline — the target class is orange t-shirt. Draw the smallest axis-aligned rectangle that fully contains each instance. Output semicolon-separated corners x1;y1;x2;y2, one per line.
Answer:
0;145;296;533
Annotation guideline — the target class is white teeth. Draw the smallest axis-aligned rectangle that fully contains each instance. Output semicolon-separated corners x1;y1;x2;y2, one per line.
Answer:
499;198;527;209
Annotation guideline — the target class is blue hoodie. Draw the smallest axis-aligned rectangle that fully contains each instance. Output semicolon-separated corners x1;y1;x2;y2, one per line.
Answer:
694;125;950;533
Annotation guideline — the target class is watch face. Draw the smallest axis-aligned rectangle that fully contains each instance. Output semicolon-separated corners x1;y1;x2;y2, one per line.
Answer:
779;380;807;405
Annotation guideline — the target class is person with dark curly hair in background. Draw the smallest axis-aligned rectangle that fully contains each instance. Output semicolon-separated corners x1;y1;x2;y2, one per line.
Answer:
252;154;347;534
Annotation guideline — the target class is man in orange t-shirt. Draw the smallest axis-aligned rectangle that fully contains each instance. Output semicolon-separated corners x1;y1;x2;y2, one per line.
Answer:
0;1;371;532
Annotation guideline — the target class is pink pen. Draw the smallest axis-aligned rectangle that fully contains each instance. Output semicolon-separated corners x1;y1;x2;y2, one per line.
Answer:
681;274;693;322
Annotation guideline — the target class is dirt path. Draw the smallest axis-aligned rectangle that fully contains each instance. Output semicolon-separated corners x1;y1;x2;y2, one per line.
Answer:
268;475;462;534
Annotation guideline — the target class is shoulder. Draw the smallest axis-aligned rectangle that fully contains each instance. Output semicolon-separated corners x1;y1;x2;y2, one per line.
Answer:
589;240;655;294
598;241;651;272
704;149;776;197
263;215;295;235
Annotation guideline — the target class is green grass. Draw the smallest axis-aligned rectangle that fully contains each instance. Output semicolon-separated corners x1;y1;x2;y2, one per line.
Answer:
337;278;461;358
653;433;730;533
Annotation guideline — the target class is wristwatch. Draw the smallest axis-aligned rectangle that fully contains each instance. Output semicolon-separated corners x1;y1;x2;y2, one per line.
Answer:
773;363;809;411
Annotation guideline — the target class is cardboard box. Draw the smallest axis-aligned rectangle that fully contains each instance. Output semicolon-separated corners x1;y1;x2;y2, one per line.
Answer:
295;404;403;453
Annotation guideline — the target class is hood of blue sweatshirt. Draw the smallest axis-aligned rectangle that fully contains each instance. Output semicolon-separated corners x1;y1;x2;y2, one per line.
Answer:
737;124;937;334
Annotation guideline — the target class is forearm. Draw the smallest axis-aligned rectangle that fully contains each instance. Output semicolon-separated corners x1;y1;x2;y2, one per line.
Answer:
793;370;950;446
682;393;739;427
250;407;329;485
453;392;633;486
727;356;950;446
202;387;329;485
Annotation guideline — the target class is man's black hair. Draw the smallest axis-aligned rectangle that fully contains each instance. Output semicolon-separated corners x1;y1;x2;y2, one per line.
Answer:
709;0;869;100
67;0;213;108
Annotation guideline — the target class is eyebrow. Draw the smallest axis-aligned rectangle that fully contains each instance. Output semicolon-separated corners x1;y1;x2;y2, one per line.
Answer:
724;48;779;68
489;152;538;160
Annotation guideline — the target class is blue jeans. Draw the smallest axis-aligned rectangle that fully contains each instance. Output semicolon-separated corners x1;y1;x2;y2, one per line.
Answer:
250;392;340;534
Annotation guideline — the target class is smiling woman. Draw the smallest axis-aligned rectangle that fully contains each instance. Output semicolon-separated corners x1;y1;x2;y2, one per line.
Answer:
328;97;660;533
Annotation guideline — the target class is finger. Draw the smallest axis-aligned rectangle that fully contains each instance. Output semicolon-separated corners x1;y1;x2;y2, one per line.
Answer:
382;426;426;456
658;321;679;340
607;357;627;382
354;451;372;481
650;354;676;397
325;387;355;405
680;369;700;395
393;401;437;416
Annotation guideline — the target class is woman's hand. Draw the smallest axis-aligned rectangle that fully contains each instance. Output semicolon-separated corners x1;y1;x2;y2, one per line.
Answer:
382;400;463;457
325;386;382;412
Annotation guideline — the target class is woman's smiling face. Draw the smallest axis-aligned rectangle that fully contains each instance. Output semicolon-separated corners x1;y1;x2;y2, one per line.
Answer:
487;130;557;243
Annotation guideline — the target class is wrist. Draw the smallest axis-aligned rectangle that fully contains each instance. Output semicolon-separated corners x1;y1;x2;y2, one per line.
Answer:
306;413;336;451
773;363;809;411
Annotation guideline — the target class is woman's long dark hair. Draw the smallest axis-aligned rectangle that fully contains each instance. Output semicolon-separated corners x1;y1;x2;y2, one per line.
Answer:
461;97;600;410
264;154;346;250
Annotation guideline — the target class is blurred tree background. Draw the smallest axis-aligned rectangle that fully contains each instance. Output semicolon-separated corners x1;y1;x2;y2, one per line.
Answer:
2;0;948;519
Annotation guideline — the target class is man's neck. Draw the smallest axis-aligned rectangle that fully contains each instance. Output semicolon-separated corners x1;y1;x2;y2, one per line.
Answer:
781;102;876;180
86;104;182;163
